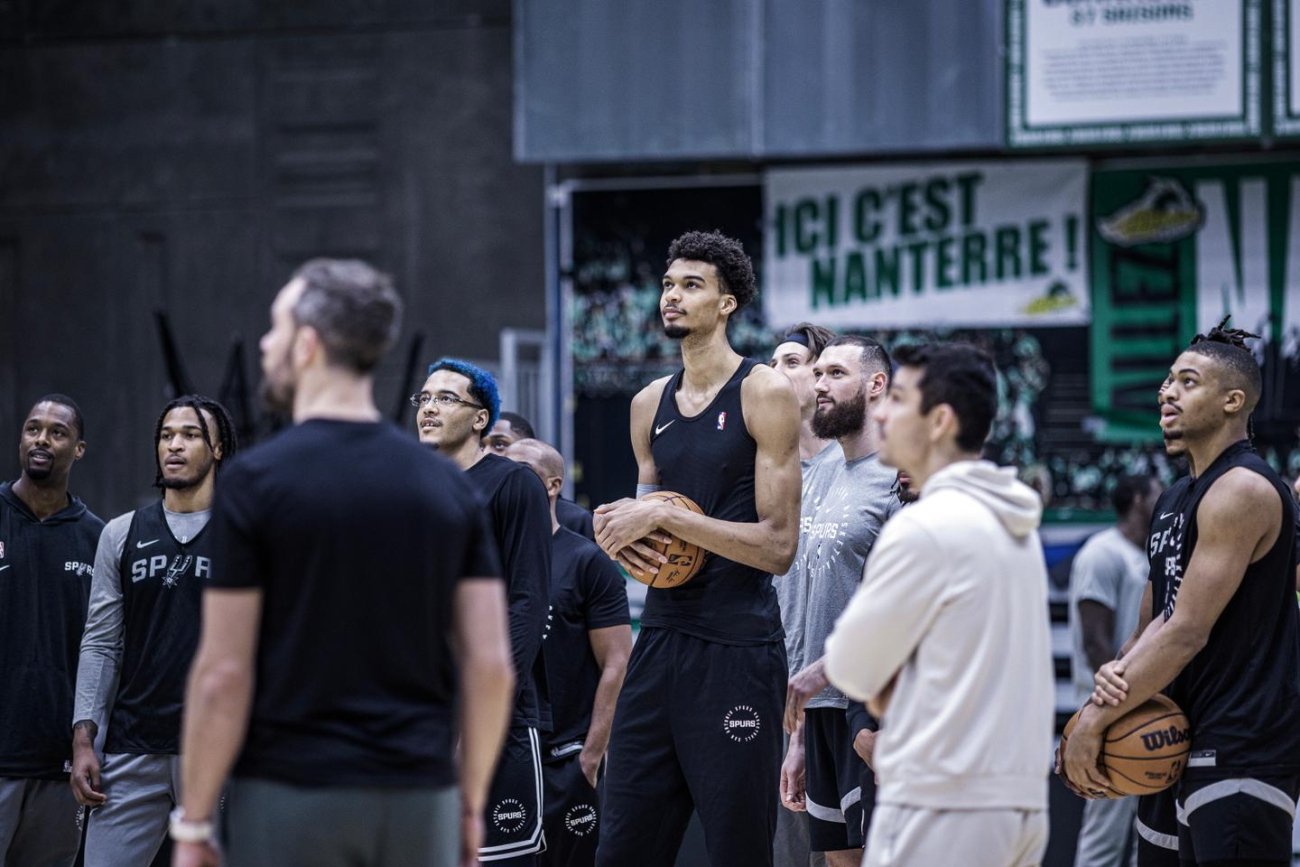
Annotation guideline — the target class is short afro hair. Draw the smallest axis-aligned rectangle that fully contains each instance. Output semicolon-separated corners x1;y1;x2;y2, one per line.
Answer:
667;230;757;310
31;394;85;440
1186;315;1262;412
427;358;501;431
499;411;535;439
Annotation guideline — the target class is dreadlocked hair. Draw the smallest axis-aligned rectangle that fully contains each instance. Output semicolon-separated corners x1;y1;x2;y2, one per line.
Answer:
153;394;239;490
1187;315;1263;441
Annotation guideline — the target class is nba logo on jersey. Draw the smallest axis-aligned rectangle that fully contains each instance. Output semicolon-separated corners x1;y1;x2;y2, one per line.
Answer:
717;411;727;431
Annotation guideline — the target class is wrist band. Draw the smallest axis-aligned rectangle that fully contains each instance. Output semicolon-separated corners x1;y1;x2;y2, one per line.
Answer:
168;807;214;843
635;484;661;500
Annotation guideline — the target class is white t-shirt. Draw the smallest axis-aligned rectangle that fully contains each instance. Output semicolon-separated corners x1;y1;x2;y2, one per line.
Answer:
1067;527;1149;704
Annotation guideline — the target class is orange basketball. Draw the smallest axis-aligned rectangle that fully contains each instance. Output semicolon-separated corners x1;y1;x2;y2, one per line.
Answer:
625;491;707;589
1061;694;1189;798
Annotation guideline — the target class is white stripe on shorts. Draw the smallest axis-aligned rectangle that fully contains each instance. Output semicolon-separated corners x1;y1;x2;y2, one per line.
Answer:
1134;816;1179;851
1175;778;1297;827
479;727;547;860
806;796;846;824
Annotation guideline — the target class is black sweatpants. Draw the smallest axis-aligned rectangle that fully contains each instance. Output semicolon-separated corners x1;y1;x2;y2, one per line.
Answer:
596;627;785;867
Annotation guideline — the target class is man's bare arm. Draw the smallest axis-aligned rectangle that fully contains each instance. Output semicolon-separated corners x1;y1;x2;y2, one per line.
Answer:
455;579;515;815
597;368;801;575
580;624;632;784
1077;600;1116;675
1065;469;1281;792
178;588;262;822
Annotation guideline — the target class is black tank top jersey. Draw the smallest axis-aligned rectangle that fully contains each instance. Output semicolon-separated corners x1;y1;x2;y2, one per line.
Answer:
1148;440;1300;775
107;501;212;754
642;358;784;645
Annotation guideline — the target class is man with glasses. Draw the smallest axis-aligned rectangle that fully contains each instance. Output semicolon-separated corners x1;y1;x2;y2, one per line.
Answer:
417;359;553;865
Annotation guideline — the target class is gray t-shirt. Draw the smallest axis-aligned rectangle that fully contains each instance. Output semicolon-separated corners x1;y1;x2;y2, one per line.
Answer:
73;506;212;730
776;441;841;646
783;448;900;709
1067;526;1148;704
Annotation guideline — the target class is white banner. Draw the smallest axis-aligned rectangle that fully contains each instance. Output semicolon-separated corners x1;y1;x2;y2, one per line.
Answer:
763;160;1089;330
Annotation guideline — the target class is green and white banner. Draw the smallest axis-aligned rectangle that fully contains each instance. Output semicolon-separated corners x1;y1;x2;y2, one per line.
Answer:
1274;0;1300;136
1090;161;1300;440
1007;0;1261;147
763;160;1089;329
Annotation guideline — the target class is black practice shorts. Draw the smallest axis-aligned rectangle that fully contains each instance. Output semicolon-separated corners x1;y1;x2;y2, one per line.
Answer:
596;627;786;867
803;707;872;852
1137;789;1181;867
481;725;545;863
1175;773;1299;866
540;747;600;867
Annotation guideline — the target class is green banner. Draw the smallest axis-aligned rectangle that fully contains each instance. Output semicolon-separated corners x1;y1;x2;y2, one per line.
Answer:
1090;161;1300;441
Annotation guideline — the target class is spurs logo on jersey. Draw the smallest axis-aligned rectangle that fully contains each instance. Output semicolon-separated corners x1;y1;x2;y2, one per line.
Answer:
130;552;211;587
1148;510;1186;618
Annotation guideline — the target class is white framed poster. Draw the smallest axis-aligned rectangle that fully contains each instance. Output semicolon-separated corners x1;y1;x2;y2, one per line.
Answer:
1007;0;1262;147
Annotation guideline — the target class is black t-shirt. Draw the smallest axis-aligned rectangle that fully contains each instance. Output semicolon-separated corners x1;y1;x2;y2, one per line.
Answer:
465;453;553;731
643;359;784;645
108;501;212;755
543;528;630;755
208;420;501;788
1149;440;1300;775
0;482;103;779
557;498;595;542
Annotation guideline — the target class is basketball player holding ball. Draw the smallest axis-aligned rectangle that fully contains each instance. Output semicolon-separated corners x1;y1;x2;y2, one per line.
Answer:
593;230;801;867
1066;320;1300;867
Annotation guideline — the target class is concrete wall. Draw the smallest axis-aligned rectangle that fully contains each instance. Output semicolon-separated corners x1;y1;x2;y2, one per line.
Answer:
0;1;545;515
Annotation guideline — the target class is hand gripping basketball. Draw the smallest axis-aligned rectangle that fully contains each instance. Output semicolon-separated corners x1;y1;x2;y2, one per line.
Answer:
1061;695;1190;797
625;491;707;589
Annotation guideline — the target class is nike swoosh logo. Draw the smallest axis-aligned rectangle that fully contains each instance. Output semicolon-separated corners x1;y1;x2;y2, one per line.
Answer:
136;539;160;549
1159;512;1175;520
654;420;675;436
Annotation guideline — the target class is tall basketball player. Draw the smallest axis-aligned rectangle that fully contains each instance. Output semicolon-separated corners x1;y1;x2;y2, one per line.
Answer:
593;230;801;866
71;396;236;866
1067;320;1300;867
0;396;102;867
418;359;553;866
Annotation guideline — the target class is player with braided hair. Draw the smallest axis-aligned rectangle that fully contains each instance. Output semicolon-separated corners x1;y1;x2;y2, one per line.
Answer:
70;395;236;867
1066;317;1300;867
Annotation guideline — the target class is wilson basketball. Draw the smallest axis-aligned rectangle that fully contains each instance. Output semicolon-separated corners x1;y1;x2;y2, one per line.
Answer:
626;491;707;589
1060;694;1190;797
1060;710;1123;799
1101;694;1190;796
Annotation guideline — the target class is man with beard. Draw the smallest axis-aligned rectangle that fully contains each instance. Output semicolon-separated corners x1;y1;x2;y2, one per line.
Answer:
593;231;801;866
503;437;631;867
173;259;515;867
0;396;103;867
70;395;236;866
417;359;553;865
1069;320;1300;867
779;336;900;866
486;411;596;542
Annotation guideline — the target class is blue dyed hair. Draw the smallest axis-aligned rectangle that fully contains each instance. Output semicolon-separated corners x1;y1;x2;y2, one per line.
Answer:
427;357;501;431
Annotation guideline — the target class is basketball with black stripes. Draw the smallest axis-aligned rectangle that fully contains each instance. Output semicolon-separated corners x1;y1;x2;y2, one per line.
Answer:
1101;694;1190;796
625;491;706;589
1061;709;1123;799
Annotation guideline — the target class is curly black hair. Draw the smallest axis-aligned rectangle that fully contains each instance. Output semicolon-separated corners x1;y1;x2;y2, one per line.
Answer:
152;395;238;490
666;230;758;310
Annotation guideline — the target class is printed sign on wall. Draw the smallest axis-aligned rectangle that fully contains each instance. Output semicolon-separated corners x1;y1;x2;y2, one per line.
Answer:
763;160;1089;329
1007;0;1261;147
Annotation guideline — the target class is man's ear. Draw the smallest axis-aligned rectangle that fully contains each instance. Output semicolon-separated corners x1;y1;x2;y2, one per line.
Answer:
473;409;490;434
719;294;738;317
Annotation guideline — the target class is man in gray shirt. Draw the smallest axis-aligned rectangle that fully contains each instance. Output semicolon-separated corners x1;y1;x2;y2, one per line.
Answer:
780;336;900;866
70;396;236;867
1067;474;1160;867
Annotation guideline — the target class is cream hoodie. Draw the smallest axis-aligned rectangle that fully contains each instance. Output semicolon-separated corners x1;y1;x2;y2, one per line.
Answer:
824;459;1053;811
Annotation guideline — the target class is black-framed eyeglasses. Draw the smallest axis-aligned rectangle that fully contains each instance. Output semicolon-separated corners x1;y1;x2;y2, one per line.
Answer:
410;392;484;411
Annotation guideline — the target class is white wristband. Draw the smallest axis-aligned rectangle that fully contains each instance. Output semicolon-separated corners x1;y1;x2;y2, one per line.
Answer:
635;484;661;500
168;807;214;843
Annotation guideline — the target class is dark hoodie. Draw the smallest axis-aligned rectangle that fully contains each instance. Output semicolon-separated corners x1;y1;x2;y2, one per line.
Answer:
0;481;104;778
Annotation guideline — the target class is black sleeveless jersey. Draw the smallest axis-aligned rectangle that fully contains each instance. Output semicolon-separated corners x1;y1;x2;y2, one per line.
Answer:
107;501;212;754
642;358;783;645
1148;440;1300;775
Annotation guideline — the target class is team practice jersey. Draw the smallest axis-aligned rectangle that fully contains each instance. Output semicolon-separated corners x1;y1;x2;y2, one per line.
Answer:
1148;440;1300;775
643;358;783;645
0;482;103;778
